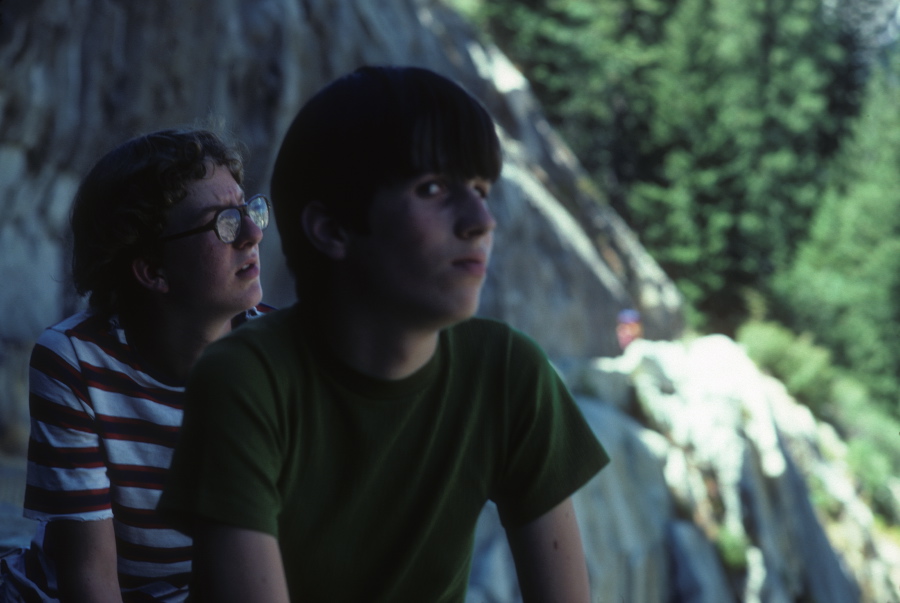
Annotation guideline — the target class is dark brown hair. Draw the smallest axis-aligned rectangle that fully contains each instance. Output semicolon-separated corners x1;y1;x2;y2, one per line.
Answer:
71;128;244;316
270;66;503;299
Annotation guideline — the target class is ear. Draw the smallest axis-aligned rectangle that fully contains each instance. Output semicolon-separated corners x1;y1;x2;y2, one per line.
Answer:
302;201;352;260
131;257;170;294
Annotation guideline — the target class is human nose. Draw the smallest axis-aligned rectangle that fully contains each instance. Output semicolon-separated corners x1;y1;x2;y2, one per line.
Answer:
234;212;264;247
455;184;496;240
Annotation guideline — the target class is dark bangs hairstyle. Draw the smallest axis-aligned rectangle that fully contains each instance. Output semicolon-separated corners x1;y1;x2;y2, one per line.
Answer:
270;65;503;299
71;128;244;316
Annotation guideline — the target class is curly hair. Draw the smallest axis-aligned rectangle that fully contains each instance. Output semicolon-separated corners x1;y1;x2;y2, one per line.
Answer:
71;128;244;316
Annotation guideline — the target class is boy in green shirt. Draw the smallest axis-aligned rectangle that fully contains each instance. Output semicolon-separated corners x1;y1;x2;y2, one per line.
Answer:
160;66;608;602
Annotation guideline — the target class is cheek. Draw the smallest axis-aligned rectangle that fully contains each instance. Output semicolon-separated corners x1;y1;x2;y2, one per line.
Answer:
398;214;446;251
163;243;228;284
363;211;448;276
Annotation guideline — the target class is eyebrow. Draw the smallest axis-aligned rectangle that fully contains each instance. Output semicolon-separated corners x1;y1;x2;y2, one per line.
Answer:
192;196;247;220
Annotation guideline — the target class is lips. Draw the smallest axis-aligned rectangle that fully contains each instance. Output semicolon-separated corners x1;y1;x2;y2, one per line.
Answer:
236;257;260;278
451;251;489;277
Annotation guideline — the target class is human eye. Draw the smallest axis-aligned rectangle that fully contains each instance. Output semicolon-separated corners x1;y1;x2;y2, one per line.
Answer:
471;179;491;199
414;177;447;199
216;209;242;241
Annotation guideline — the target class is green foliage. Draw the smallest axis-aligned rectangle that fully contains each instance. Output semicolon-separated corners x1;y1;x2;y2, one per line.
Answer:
737;321;835;416
774;56;900;410
458;0;862;333
621;0;857;331
805;471;843;521
830;367;900;523
738;320;900;522
848;437;900;522
714;525;749;572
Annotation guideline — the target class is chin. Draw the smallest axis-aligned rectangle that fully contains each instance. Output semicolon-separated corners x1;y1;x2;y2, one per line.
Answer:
246;282;264;307
230;288;264;316
441;300;481;327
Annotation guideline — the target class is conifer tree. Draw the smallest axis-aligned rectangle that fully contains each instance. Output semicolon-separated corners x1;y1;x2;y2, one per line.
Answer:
776;56;900;410
471;0;861;332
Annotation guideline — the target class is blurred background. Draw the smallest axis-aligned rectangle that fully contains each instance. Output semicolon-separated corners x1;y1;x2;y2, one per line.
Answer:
1;0;899;600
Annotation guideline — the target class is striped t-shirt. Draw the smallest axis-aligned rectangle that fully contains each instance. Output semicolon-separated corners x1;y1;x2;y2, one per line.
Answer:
3;306;269;602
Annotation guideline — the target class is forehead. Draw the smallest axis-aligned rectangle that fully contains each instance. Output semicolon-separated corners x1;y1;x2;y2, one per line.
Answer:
169;165;243;221
185;164;243;206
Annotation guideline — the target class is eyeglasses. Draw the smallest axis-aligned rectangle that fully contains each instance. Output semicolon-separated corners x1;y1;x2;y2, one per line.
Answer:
162;194;270;244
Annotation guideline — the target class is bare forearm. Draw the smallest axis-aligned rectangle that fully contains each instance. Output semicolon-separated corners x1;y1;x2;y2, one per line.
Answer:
191;522;289;603
57;575;123;603
45;519;123;603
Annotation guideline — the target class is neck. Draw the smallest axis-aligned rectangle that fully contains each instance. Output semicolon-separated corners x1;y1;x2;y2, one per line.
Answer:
308;298;441;381
120;305;234;383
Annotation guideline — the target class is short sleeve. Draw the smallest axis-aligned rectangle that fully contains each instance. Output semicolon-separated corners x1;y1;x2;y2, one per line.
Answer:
24;330;113;521
491;331;609;527
158;335;285;537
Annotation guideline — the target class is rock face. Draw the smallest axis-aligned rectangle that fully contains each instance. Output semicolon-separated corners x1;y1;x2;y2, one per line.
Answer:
0;0;681;452
470;335;900;602
1;1;892;601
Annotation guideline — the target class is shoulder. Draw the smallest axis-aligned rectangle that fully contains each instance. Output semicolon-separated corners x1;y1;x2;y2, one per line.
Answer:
39;310;109;342
449;316;519;343
224;305;297;346
440;318;558;395
448;317;548;363
196;305;303;380
32;310;119;363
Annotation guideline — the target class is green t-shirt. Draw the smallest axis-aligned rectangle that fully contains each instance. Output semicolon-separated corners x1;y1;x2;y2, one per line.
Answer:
160;305;608;602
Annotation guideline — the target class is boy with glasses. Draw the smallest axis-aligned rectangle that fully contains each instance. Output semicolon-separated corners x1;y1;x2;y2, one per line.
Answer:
161;67;608;602
0;128;271;602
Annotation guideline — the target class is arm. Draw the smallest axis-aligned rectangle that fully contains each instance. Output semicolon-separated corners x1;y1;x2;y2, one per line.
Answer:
505;497;591;603
44;519;123;603
190;522;290;603
27;334;121;601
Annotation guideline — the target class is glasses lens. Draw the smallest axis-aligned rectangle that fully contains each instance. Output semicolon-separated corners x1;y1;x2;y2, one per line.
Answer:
216;209;242;243
248;196;269;230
